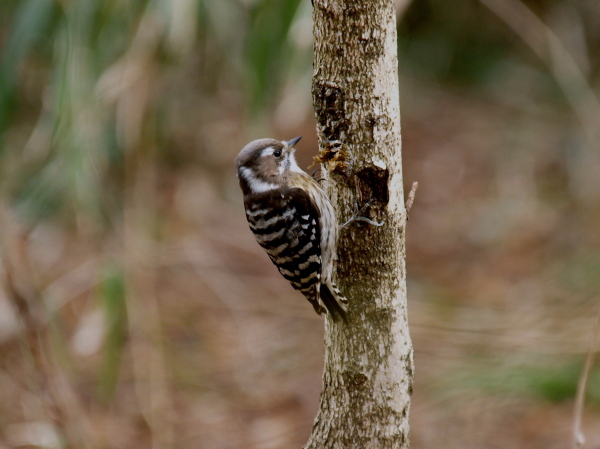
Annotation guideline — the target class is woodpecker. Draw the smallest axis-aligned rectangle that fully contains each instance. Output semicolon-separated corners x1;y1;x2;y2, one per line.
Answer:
235;136;348;322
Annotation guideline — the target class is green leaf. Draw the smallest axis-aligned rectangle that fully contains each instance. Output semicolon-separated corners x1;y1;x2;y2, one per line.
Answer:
96;264;128;404
0;0;60;135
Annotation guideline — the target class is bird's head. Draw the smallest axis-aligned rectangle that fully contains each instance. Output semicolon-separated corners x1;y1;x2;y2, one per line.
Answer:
235;136;303;195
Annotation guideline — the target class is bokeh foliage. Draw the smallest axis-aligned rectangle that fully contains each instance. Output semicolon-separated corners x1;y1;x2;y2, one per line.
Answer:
2;0;599;224
0;0;311;225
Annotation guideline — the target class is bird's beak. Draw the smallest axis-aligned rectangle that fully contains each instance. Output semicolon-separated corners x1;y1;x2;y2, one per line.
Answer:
286;136;302;151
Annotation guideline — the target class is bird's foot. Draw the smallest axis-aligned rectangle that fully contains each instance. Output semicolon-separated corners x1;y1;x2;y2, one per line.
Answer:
341;200;385;228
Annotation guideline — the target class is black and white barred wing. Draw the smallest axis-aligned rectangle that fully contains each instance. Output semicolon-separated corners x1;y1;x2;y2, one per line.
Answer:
244;188;324;315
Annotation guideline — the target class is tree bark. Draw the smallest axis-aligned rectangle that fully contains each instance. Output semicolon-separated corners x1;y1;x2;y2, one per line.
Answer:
306;1;413;448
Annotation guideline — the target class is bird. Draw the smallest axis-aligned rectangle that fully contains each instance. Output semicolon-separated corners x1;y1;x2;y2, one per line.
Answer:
235;136;348;322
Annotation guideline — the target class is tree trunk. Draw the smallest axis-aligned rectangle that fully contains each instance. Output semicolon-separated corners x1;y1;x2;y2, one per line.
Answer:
306;1;413;448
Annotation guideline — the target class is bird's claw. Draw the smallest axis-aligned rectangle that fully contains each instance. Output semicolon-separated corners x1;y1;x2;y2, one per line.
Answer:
340;200;385;228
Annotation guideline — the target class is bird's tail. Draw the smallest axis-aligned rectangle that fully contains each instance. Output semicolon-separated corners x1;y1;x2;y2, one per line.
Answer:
320;281;348;323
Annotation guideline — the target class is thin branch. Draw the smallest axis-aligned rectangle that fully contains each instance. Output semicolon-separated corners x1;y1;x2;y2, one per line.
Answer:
572;302;600;449
2;260;91;449
0;202;93;449
405;181;418;218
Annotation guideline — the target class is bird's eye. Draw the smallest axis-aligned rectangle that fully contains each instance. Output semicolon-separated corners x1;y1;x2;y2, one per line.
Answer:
273;149;282;158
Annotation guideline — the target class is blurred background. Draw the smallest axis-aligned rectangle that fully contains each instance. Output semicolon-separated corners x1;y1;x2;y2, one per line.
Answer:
1;0;600;447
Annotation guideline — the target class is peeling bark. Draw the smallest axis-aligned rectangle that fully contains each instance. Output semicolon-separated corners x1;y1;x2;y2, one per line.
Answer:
306;1;413;448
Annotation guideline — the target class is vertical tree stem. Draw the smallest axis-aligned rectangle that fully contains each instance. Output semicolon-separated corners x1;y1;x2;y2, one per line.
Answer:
306;1;413;448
